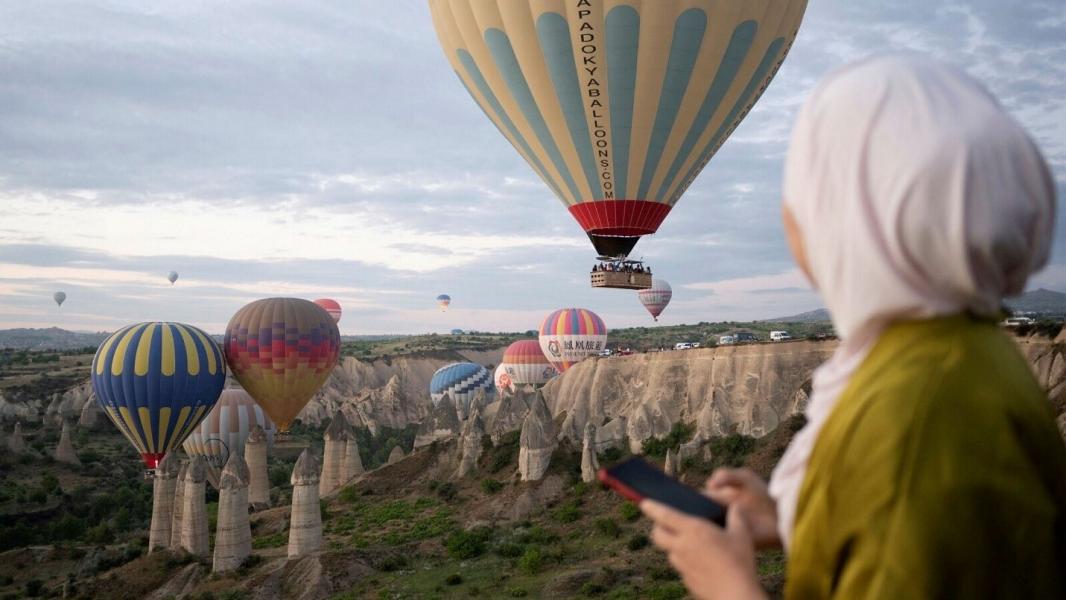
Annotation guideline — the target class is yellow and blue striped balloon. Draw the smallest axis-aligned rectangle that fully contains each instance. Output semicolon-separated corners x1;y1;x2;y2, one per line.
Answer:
91;322;226;468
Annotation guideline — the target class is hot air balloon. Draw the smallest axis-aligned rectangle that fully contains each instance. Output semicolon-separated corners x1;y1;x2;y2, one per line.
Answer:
167;271;179;285
429;1;806;285
493;363;513;394
429;362;495;417
53;291;66;307
499;340;557;388
314;298;343;323
183;387;276;474
437;294;451;311
224;298;341;433
638;279;673;321
538;308;608;373
90;322;226;468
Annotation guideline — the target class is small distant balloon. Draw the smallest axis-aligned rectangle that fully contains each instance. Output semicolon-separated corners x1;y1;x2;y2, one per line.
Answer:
638;279;673;321
53;291;66;307
436;294;451;311
167;271;179;285
314;298;343;323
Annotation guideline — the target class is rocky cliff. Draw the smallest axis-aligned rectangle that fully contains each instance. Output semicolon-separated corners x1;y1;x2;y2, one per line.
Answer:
297;350;504;432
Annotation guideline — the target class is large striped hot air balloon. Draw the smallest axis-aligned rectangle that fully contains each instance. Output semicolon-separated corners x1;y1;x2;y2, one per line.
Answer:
430;362;495;416
500;340;557;388
314;298;343;323
91;322;226;468
223;298;341;433
538;308;607;373
429;1;806;259
182;388;277;471
638;279;673;321
437;294;452;311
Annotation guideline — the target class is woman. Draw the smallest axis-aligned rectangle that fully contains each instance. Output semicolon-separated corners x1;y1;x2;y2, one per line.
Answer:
642;56;1066;599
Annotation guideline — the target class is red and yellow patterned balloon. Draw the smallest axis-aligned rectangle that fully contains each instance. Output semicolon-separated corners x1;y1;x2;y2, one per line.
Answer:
223;298;340;432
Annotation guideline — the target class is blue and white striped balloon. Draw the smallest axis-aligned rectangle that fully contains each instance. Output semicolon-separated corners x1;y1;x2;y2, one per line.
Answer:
429;362;495;417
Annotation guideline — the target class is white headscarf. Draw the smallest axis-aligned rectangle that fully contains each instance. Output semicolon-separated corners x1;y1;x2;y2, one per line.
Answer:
768;55;1056;550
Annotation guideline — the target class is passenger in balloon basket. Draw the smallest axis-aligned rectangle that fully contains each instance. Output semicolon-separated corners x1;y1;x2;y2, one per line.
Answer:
639;56;1065;599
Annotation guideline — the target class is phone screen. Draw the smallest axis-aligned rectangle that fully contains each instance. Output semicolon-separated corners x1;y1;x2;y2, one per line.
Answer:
599;456;725;525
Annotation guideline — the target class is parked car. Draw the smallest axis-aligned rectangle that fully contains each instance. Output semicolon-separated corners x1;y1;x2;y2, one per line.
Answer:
598;349;613;357
674;342;697;350
769;330;792;342
734;332;758;343
718;335;735;345
1002;316;1036;327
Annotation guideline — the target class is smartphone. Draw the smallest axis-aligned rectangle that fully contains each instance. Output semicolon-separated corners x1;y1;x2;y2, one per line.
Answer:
598;456;725;525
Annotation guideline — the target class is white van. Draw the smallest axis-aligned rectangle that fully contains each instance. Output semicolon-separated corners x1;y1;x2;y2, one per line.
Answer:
1002;317;1035;327
718;335;735;345
674;342;695;350
769;331;791;342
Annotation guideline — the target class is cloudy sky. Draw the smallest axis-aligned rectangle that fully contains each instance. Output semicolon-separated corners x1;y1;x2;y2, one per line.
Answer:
1;1;1063;335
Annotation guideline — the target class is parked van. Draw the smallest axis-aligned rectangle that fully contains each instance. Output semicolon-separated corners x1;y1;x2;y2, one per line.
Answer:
674;342;696;350
770;331;791;342
718;335;735;345
734;332;758;343
1002;316;1036;327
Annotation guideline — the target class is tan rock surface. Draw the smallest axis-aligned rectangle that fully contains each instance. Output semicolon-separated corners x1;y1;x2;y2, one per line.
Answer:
288;449;323;558
148;454;180;552
413;392;461;449
213;452;252;572
180;457;210;557
455;408;485;478
245;425;271;509
580;423;599;483
319;412;351;497
518;391;556;482
169;459;189;549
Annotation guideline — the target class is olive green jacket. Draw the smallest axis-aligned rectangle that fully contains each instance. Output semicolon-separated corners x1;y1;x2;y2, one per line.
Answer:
786;317;1066;599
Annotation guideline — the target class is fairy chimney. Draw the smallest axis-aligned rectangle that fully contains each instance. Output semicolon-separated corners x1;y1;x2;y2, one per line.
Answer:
343;431;365;481
288;449;322;557
319;412;350;496
7;422;25;454
245;425;270;509
213;452;252;572
386;445;405;465
518;391;556;481
455;408;485;478
413;393;460;449
664;448;679;478
54;421;81;466
581;423;600;483
148;454;180;552
490;387;531;445
169;459;189;549
180;456;210;557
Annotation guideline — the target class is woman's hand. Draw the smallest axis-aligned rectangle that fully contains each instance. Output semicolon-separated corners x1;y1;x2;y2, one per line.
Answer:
705;468;782;550
641;501;766;600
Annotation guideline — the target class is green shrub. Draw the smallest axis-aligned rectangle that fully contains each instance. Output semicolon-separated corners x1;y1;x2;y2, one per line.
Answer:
581;581;608;596
251;532;286;549
645;582;686;600
626;533;649;551
619;502;640;522
597;446;624;465
436;482;458;502
507;588;528;597
708;434;757;468
480;478;503;494
445;527;492;559
494;542;524;558
518;547;542;574
593;518;620;538
338;486;360;504
642;423;695;458
553;501;581;523
445;573;463;586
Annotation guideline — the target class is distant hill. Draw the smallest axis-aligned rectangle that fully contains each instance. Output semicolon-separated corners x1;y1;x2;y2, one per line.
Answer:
767;308;831;323
1005;288;1066;315
0;327;110;351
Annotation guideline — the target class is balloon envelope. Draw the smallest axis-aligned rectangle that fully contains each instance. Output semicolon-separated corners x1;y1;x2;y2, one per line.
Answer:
183;388;276;470
493;363;512;394
500;340;557;388
167;271;179;285
429;0;806;257
429;362;495;416
437;294;451;311
314;298;343;323
91;322;226;468
538;308;607;373
224;298;341;432
53;291;66;307
638;279;673;320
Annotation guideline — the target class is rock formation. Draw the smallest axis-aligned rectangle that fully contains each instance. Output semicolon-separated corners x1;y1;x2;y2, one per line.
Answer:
213;452;251;572
663;448;679;477
387;445;405;465
77;399;103;430
45;381;93;426
595;417;628;451
180;456;210;557
54;421;81;465
455;408;485;478
413;393;460;449
169;459;189;549
1058;412;1066;444
319;412;351;497
245;425;271;510
148;454;180;552
343;431;365;481
490;387;531;445
288;449;322;558
518;391;557;481
0;392;40;423
580;423;600;483
542;343;837;451
6;422;25;454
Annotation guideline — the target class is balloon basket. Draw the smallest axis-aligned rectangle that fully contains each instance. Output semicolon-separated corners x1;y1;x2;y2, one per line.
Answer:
591;270;652;290
144;469;157;480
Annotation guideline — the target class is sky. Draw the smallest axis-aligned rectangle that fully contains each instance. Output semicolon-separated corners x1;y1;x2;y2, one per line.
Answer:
0;1;1064;335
